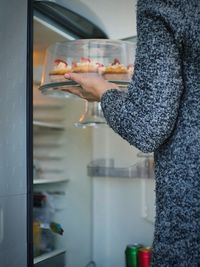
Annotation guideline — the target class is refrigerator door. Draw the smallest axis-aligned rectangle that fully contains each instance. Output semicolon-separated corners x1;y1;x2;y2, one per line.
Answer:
0;0;32;266
34;0;108;39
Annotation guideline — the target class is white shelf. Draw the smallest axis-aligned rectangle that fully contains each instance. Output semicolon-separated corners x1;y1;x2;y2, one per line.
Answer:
33;120;65;130
34;249;66;264
33;177;69;184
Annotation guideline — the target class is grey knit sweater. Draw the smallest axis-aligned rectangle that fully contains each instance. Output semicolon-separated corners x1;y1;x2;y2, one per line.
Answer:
101;0;200;266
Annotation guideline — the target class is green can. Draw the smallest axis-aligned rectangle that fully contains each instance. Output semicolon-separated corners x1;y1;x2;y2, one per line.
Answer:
125;244;142;267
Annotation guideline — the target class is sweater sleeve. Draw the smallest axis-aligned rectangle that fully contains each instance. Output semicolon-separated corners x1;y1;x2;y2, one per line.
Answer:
100;0;184;153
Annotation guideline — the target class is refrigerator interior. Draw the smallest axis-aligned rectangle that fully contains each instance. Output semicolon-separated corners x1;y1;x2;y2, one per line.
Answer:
33;14;93;267
33;7;155;267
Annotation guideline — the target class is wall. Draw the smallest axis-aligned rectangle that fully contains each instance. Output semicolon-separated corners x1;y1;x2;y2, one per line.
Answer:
0;0;28;266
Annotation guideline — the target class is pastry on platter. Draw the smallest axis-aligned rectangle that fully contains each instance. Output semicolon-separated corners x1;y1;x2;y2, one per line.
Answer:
49;59;72;81
100;58;134;81
71;57;99;73
49;57;99;80
49;57;134;82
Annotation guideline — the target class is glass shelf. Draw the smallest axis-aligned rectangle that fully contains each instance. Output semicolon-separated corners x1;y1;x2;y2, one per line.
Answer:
34;249;66;266
33;120;65;130
33;178;69;185
39;80;129;99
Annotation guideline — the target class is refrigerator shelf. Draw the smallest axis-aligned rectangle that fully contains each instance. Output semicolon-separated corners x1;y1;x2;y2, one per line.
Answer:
33;120;65;130
34;249;66;266
87;158;154;179
39;80;129;99
34;155;63;161
33;178;69;185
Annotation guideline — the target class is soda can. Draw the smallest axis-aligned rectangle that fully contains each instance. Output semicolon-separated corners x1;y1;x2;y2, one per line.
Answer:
138;247;152;267
125;243;143;267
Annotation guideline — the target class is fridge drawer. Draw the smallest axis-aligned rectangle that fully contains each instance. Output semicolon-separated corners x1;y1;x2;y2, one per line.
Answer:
34;249;66;267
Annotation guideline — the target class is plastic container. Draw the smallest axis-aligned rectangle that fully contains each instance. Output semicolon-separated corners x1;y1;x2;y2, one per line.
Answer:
87;157;154;179
40;39;136;98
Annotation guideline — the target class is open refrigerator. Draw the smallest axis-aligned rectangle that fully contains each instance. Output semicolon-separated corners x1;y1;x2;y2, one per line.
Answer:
33;1;155;267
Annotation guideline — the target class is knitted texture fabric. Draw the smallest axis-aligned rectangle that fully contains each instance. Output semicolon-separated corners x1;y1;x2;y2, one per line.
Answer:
101;0;200;266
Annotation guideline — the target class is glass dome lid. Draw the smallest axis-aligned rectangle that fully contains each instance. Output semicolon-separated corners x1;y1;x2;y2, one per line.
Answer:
39;39;136;98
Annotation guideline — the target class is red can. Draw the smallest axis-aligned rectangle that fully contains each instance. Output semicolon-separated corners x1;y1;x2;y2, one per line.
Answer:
138;247;152;267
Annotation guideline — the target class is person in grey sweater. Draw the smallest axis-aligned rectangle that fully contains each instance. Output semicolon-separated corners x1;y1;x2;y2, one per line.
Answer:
64;0;200;265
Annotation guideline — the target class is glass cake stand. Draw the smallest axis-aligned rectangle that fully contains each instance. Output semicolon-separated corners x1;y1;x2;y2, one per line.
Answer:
74;101;106;128
39;80;129;99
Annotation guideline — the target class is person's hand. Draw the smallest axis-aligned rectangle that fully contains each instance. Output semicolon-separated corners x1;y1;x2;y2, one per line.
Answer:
64;72;119;102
